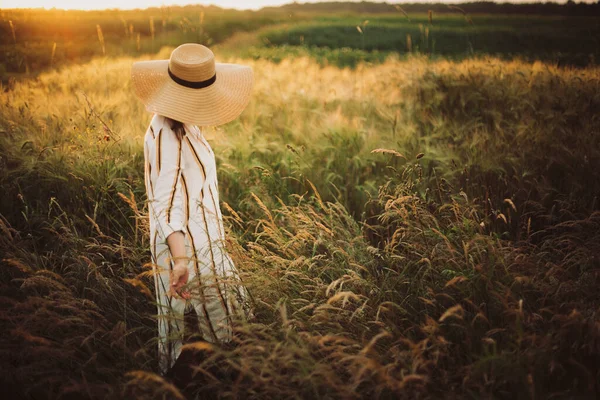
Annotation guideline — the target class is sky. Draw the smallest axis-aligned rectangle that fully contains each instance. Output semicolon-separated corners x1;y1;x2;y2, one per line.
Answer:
0;0;582;11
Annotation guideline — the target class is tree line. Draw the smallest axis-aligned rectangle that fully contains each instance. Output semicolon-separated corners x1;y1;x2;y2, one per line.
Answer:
266;1;600;16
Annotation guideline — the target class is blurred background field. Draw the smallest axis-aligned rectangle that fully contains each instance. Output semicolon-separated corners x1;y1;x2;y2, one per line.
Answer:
2;1;600;77
1;1;600;399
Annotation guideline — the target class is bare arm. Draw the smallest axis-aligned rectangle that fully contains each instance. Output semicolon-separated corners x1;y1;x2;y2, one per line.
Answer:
166;230;187;266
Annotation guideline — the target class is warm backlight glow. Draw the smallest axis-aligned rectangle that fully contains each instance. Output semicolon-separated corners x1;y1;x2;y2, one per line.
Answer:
1;0;327;11
0;0;583;11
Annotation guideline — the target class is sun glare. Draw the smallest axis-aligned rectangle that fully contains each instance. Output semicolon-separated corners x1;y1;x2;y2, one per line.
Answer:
0;0;305;11
2;0;584;11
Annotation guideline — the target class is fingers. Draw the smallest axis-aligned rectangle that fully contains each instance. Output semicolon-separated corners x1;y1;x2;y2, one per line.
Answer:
169;289;191;300
167;286;190;300
167;264;193;299
168;276;191;300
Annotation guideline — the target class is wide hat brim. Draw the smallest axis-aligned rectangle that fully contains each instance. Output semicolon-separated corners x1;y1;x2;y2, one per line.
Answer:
131;59;253;126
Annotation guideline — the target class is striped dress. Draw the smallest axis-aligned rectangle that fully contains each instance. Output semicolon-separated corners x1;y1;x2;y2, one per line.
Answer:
143;113;250;375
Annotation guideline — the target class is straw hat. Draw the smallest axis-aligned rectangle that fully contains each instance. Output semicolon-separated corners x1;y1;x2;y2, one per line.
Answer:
131;43;253;126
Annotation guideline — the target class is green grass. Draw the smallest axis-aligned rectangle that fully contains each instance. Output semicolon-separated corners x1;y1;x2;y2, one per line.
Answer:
260;15;600;67
238;44;390;67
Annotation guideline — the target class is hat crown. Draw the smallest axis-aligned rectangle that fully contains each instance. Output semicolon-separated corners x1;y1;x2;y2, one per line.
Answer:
169;43;215;82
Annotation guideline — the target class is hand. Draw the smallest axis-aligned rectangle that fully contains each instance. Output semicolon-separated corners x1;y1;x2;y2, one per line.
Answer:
168;263;190;300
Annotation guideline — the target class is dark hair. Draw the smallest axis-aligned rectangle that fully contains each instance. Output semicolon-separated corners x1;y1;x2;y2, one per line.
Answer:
165;117;185;141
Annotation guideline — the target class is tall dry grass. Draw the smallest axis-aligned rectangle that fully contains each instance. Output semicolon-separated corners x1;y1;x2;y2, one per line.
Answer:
1;50;599;398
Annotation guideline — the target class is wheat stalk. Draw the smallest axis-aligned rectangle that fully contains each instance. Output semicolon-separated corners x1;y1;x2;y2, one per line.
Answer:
96;24;105;56
9;20;16;43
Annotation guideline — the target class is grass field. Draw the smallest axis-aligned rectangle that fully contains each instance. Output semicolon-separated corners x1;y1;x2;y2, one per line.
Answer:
1;2;600;399
2;4;599;77
0;6;305;76
260;14;600;66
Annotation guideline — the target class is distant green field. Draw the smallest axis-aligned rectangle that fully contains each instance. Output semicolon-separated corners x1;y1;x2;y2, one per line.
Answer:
260;14;600;66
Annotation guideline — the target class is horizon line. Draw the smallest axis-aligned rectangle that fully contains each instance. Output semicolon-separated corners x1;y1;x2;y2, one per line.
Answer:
1;0;583;13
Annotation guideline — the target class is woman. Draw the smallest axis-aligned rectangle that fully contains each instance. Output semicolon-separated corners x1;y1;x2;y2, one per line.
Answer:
131;43;254;377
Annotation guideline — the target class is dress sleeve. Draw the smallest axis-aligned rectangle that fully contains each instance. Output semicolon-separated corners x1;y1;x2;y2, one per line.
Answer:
149;120;186;243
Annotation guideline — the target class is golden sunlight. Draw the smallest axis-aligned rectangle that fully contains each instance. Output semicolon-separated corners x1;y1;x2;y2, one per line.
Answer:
0;0;321;11
3;0;578;12
0;0;307;11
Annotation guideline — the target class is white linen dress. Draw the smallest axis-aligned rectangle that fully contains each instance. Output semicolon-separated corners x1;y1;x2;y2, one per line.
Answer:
143;113;249;375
